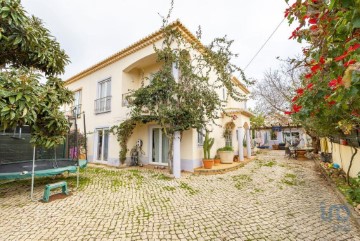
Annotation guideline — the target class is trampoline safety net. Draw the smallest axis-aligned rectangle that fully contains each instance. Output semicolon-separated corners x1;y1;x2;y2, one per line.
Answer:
0;126;66;164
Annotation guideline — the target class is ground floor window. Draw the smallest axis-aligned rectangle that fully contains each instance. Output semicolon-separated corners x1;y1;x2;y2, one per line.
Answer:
96;128;109;161
197;129;204;146
283;132;299;145
151;128;169;165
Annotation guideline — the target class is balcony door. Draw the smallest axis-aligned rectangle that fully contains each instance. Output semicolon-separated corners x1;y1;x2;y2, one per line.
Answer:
150;127;169;165
95;78;111;114
95;128;109;161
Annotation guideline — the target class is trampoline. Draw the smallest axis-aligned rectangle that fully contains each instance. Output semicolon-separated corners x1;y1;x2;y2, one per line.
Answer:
0;159;87;180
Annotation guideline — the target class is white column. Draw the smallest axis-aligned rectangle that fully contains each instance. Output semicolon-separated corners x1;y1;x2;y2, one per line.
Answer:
278;131;284;143
173;131;181;178
238;127;244;161
246;128;251;158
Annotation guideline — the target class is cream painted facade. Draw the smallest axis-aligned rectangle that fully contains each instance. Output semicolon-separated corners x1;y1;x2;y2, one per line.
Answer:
321;138;360;178
64;21;252;172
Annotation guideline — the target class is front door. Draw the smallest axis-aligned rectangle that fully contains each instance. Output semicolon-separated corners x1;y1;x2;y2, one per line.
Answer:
96;128;109;161
151;128;169;165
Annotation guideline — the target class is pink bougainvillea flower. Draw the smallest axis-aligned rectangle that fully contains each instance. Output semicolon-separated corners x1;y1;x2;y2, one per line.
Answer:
309;18;317;24
292;96;298;102
302;15;310;20
289;26;301;39
328;76;343;89
292;104;302;113
336;76;343;85
284;8;290;18
306;83;314;89
348;43;360;52
305;73;313;79
344;59;356;67
351;110;360;117
328;79;337;89
312;0;319;3
310;25;318;31
284;111;292;115
328;100;336;106
311;64;321;73
296;88;304;95
319;56;325;64
334;52;348;62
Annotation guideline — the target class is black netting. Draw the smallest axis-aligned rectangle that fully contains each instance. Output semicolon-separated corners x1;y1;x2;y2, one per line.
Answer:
0;132;66;164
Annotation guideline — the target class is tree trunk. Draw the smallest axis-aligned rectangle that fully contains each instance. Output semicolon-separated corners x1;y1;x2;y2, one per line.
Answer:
311;136;320;154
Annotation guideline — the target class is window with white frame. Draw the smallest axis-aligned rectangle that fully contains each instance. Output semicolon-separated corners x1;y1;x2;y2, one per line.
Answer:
95;78;111;114
73;89;82;116
197;129;204;146
96;128;109;161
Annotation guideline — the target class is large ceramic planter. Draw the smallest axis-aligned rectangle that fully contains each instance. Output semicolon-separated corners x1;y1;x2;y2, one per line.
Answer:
79;153;86;159
202;159;214;169
219;151;234;164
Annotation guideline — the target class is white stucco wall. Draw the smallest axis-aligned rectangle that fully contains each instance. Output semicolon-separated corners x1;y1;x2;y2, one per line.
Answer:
65;34;251;171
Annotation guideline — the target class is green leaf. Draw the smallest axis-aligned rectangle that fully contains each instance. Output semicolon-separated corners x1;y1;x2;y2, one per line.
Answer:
352;16;360;29
22;108;27;117
13;35;21;45
1;7;10;11
9;96;15;104
15;93;22;101
1;106;10;112
329;0;336;11
10;111;15;120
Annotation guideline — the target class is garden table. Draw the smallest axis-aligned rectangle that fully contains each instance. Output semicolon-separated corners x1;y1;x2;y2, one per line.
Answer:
289;147;314;159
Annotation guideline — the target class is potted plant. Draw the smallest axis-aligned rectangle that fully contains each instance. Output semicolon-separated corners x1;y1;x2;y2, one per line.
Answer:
214;154;221;166
243;137;248;157
218;146;234;164
202;131;214;169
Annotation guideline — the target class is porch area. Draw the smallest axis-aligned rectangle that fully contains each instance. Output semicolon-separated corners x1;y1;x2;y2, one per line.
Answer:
194;157;254;175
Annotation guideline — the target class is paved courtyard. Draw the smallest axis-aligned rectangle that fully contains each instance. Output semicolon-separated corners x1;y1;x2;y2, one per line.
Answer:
0;150;359;240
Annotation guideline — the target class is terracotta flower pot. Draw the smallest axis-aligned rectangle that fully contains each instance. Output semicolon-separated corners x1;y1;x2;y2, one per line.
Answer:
214;158;221;166
203;159;214;169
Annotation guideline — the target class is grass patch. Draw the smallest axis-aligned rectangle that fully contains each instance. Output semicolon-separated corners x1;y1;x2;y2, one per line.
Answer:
153;173;172;181
262;160;277;167
179;182;198;195
281;173;298;186
111;179;128;190
251;188;264;194
163;186;176;191
232;174;252;190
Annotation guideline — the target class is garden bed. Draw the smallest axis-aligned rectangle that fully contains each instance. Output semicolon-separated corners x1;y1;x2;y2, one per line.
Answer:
316;159;360;227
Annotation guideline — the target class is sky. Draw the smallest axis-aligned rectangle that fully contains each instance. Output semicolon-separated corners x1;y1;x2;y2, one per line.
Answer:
22;0;302;84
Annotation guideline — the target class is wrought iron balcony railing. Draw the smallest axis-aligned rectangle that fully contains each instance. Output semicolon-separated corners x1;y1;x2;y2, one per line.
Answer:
94;96;111;114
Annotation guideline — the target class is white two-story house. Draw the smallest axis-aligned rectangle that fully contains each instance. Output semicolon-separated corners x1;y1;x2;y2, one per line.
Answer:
64;20;253;172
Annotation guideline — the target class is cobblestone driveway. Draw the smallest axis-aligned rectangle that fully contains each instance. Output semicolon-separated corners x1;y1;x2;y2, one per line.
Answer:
0;150;359;240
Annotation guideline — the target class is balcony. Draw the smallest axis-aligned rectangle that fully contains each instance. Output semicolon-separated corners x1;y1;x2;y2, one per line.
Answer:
94;96;111;114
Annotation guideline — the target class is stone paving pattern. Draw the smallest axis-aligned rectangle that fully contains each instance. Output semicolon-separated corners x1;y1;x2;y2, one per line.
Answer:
0;150;359;240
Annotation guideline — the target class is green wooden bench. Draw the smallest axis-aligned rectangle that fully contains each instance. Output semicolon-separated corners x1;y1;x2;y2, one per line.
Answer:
43;181;69;202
